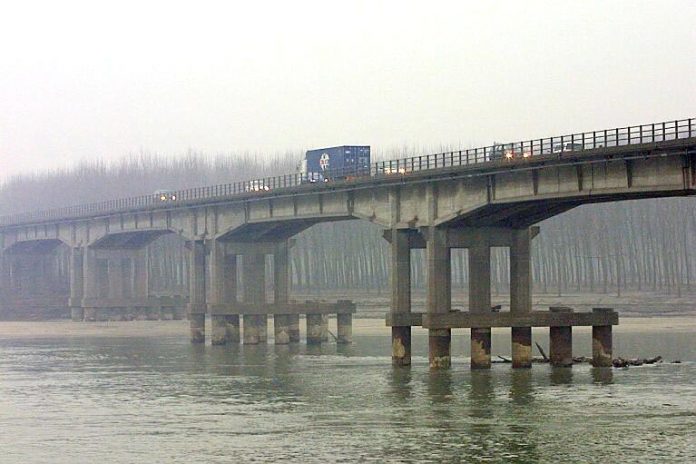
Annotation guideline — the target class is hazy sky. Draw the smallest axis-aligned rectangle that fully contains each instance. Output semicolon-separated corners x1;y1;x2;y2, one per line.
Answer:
1;0;695;182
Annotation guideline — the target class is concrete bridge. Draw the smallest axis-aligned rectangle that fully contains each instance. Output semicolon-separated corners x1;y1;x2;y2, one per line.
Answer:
1;118;695;369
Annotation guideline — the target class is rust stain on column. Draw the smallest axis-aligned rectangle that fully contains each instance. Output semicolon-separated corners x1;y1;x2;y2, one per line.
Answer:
429;329;451;369
592;325;613;367
392;326;411;366
511;327;532;368
471;327;491;369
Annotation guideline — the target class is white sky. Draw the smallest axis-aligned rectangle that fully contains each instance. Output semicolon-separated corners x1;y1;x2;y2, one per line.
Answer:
0;0;695;181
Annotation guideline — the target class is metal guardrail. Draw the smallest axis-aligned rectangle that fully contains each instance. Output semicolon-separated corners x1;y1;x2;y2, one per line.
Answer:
1;118;695;227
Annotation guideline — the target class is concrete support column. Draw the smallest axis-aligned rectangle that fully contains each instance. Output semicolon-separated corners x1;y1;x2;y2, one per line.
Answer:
188;241;206;344
426;227;451;369
469;242;491;369
242;252;266;345
69;247;85;321
550;307;573;367
133;249;149;299
510;228;532;368
211;315;228;345
273;242;295;345
511;327;532;368
107;254;125;300
82;248;99;322
209;240;232;346
337;313;352;344
306;313;323;344
223;254;240;344
321;314;329;342
390;229;412;366
288;314;301;343
592;308;613;367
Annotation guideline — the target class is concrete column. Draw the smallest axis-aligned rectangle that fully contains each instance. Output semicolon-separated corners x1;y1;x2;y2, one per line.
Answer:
549;307;573;367
469;242;491;369
225;315;241;344
188;241;206;344
306;313;323;344
288;314;301;343
510;228;532;368
511;327;532;368
337;313;352;344
69;247;84;321
107;253;125;300
426;227;451;369
390;229;412;366
321;314;329;342
209;240;229;346
592;308;613;367
242;252;266;344
82;248;99;322
223;253;240;344
133;249;149;299
273;242;294;345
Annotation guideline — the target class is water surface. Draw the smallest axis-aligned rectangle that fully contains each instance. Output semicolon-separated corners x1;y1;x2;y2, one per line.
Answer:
0;322;695;463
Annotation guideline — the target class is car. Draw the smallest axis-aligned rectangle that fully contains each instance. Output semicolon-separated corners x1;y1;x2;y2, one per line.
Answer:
551;142;583;154
244;180;270;192
154;190;177;201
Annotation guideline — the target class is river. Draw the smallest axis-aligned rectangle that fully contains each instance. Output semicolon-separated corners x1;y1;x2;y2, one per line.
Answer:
0;318;695;463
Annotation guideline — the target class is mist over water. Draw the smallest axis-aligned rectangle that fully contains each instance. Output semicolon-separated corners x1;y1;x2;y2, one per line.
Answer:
1;326;695;463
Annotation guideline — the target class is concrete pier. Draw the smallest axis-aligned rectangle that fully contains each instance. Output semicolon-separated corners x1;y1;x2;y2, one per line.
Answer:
337;313;352;344
510;229;532;369
288;314;301;343
321;314;329;342
511;327;532;368
592;308;613;367
550;307;573;367
469;242;491;369
211;315;228;345
243;314;262;344
471;327;492;369
274;314;291;345
189;313;205;344
188;241;207;343
242;252;266;345
426;227;451;369
306;313;323;344
390;229;412;366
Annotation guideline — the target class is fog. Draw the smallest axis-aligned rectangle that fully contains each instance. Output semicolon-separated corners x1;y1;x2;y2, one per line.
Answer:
1;0;695;182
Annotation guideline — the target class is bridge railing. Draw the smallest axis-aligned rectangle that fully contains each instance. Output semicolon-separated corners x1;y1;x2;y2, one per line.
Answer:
1;118;694;227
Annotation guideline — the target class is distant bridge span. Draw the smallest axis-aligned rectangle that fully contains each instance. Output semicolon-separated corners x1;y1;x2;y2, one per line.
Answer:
1;118;695;369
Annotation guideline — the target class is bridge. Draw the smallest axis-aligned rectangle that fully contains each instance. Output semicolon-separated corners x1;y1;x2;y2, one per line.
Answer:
1;118;695;369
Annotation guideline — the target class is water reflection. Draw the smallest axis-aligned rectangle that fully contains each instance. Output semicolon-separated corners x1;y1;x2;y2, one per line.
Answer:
509;369;534;405
550;366;574;385
591;366;614;385
388;367;412;401
427;369;453;404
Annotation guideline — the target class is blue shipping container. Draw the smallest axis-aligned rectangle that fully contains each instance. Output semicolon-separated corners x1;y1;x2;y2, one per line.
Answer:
301;145;370;182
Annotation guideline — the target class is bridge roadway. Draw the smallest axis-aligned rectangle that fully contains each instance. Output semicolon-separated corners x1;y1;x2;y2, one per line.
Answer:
0;119;695;369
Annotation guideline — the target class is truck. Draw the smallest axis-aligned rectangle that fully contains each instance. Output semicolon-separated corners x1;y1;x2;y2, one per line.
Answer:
300;145;371;183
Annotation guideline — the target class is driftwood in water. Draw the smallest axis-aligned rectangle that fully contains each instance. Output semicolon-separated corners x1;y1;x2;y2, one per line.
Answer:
497;355;511;363
535;342;549;362
612;355;663;368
